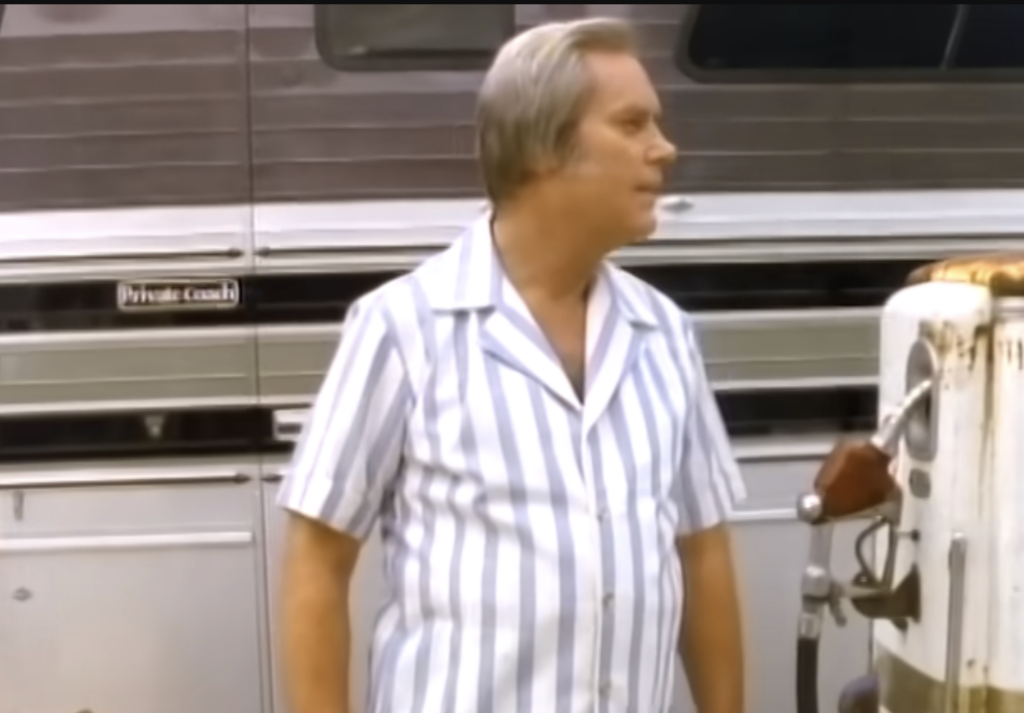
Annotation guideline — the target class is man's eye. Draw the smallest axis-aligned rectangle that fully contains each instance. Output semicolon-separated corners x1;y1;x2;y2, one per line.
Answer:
620;117;647;132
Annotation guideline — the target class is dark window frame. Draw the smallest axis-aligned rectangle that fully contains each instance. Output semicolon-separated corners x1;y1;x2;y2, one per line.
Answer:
0;386;876;464
0;406;290;464
314;4;516;73
0;5;6;33
675;4;1024;85
0;257;933;334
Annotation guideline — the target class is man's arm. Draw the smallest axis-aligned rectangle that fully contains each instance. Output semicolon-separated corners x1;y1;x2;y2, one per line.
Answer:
675;314;747;713
277;297;411;713
282;516;361;713
678;526;744;713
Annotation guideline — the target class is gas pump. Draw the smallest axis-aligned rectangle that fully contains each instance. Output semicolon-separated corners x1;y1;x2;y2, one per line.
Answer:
793;253;1024;713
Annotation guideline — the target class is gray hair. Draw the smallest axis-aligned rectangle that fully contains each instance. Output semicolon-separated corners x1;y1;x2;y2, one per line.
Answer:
475;17;638;204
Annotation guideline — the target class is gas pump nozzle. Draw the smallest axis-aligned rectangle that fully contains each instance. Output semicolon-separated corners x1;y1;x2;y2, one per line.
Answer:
800;377;932;526
794;379;932;713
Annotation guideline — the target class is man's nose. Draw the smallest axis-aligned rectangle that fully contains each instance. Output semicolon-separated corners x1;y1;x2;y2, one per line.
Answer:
649;133;678;167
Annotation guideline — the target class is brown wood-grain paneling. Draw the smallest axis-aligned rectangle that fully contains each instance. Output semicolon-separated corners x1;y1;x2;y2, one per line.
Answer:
5;4;1024;212
0;4;249;212
251;4;1024;201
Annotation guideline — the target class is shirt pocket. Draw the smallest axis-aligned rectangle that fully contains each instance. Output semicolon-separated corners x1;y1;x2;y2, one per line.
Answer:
592;399;682;514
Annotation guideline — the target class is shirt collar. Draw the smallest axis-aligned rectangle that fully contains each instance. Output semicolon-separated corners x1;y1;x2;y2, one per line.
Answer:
426;215;658;329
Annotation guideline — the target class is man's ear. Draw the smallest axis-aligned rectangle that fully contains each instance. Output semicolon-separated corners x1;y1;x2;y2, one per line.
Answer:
530;151;563;178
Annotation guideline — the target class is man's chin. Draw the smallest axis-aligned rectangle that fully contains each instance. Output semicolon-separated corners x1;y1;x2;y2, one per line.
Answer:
600;215;658;253
628;214;659;244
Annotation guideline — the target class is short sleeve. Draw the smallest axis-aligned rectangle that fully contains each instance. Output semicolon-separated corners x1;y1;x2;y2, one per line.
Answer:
676;316;747;535
277;297;411;539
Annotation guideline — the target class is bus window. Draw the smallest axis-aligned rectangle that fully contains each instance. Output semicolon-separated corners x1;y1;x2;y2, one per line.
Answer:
677;4;1024;83
315;4;515;72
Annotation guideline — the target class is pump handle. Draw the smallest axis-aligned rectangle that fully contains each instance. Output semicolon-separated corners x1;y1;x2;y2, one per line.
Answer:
810;439;897;522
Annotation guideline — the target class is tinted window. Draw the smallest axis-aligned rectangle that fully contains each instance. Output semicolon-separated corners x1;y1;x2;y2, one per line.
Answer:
956;5;1024;68
315;4;515;71
679;4;1024;82
718;386;876;438
0;5;5;33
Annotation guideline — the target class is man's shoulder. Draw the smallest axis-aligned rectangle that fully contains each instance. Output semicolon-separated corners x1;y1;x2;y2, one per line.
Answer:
604;262;695;339
347;271;415;320
345;244;460;341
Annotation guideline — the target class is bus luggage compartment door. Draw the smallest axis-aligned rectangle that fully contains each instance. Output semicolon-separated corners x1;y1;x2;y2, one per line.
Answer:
0;459;265;713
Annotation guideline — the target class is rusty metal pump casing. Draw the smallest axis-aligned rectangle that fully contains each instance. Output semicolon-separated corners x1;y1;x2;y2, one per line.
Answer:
907;250;1024;297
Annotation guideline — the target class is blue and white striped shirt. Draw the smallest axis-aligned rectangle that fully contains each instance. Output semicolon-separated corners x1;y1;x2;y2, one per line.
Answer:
279;217;746;713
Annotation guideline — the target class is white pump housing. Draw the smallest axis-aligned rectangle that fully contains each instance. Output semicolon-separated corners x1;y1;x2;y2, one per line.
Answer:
874;276;1024;712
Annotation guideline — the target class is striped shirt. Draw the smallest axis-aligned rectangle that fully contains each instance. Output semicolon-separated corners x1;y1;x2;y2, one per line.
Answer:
279;217;746;713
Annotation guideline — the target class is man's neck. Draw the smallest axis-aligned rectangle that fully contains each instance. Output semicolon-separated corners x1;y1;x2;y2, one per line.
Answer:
491;204;602;306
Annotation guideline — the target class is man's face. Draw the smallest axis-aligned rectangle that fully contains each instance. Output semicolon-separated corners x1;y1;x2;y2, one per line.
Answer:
552;51;677;249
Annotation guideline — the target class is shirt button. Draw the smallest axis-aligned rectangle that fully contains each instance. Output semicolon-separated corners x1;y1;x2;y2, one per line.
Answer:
602;592;615;608
597;507;608;521
599;682;612;698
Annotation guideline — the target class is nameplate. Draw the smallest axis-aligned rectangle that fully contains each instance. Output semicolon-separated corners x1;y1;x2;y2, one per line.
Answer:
116;278;241;313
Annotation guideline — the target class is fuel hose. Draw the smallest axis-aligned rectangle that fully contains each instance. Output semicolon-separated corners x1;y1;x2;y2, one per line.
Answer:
795;519;831;713
796;635;820;713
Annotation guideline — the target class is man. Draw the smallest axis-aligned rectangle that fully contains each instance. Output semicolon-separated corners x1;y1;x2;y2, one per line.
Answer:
278;16;746;713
